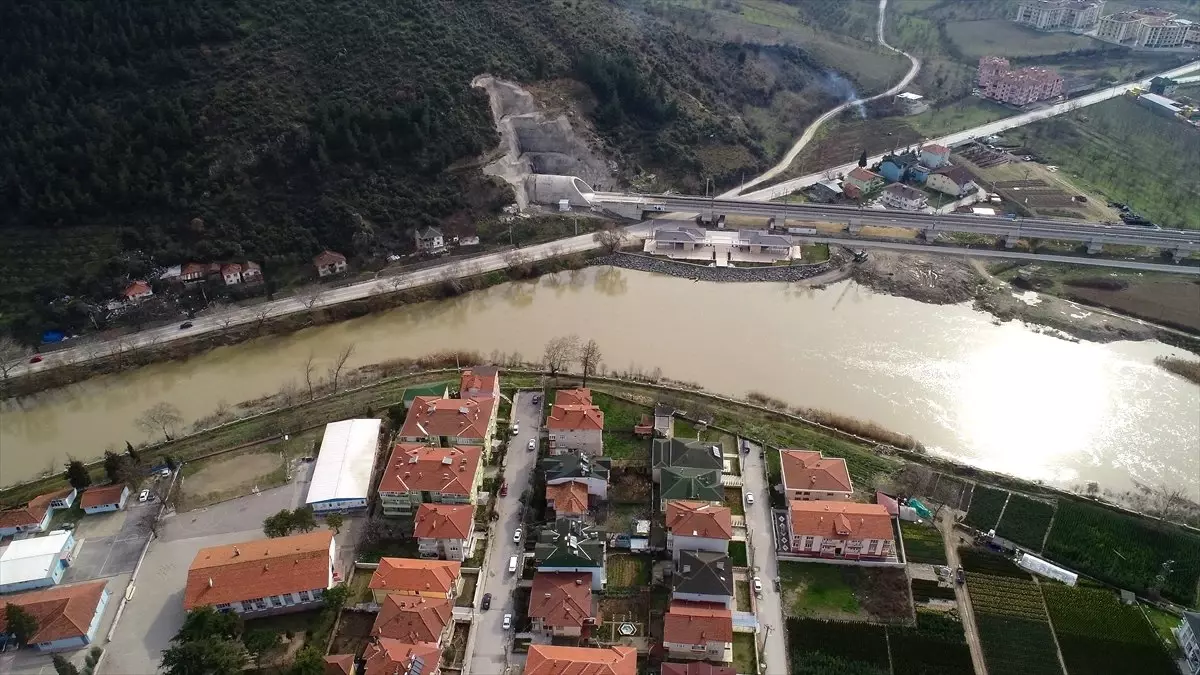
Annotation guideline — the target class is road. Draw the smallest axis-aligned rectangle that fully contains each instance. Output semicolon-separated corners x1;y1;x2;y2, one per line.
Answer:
740;440;789;674
468;390;544;675
726;0;921;197
941;509;988;675
739;60;1200;200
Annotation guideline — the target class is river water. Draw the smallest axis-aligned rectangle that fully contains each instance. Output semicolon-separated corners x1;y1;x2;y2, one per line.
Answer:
2;267;1198;497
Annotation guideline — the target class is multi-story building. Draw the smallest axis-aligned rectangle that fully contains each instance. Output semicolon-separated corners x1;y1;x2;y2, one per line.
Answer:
377;444;482;517
525;645;636;675
1097;7;1191;47
1177;611;1200;675
978;57;1064;106
371;595;453;645
547;389;605;456
534;519;606;590
415;226;445;253
399;396;496;457
881;184;929;211
652;439;724;511
183;531;336;615
842;167;885;200
665;501;733;561
780;449;854;502
543;453;610;500
362;638;442;675
672;551;734;607
0;581;111;652
927;167;980;198
787;501;896;562
663;601;734;663
528;572;597;637
414;503;475;561
1013;0;1104;31
369;558;462;602
661;664;735;675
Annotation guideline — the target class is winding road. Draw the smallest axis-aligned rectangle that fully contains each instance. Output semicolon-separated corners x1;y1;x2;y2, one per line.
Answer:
724;0;921;197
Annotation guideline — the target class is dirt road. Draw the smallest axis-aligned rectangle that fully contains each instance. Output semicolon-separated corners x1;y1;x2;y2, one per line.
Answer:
940;509;989;675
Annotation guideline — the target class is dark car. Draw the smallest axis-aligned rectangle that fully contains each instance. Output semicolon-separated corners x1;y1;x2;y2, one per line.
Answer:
179;322;194;329
955;566;965;585
499;482;508;497
481;593;492;610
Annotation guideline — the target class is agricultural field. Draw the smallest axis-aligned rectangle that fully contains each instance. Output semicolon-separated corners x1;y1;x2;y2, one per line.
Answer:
973;613;1064;675
956;152;1122;222
779;564;912;622
606;554;651;589
967;573;1048;621
889;611;973;675
1044;500;1200;606
995;494;1055;551
959;548;1028;579
899;520;946;565
1041;585;1177;675
963;484;1007;531
910;578;956;602
785;618;890;675
591;392;652;460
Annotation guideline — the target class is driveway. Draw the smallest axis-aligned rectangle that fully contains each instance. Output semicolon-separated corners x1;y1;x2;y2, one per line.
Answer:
468;390;544;675
941;509;988;675
739;440;788;673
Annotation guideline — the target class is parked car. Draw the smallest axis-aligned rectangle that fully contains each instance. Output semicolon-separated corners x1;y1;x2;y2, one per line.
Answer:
29;355;43;364
527;438;536;451
508;555;518;573
510;422;520;435
532;394;541;404
160;468;171;478
138;489;150;502
179;322;193;329
513;528;522;543
481;593;492;611
745;493;754;505
499;482;509;497
502;613;512;630
753;577;763;596
955;566;965;585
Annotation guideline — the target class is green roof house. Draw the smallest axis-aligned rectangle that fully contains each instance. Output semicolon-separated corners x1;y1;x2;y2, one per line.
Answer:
534;518;606;590
652;438;723;510
542;454;611;499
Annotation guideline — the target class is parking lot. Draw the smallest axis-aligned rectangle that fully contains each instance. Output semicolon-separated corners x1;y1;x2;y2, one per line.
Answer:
63;500;158;583
100;461;325;675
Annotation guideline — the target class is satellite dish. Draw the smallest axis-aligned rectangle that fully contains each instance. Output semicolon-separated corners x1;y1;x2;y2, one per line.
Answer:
618;623;636;636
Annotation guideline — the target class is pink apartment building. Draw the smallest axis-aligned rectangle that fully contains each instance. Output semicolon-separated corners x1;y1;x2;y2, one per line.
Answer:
977;57;1064;106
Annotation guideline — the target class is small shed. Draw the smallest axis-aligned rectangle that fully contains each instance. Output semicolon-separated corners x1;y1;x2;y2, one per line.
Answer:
81;484;131;515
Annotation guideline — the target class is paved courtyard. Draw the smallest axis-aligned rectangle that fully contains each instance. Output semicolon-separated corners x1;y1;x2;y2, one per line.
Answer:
64;500;158;583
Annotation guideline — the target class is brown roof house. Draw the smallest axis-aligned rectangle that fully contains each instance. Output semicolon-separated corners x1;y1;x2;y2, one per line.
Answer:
362;638;441;675
0;580;111;652
183;531;336;615
788;500;896;562
547;389;605;457
368;558;462;602
0;488;77;537
926;166;979;198
528;572;597;637
399;397;496;458
665;501;732;561
324;654;357;675
371;595;453;645
780;449;854;502
545;481;591;521
314;250;348;277
80;484;130;515
122;280;153;303
377;444;482;517
413;503;475;562
525;645;636;675
663;601;734;662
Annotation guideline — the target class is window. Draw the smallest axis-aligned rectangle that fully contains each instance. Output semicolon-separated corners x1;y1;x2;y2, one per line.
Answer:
312;588;324;599
270;595;283;607
215;603;232;612
298;591;311;602
245;597;265;610
283;594;295;605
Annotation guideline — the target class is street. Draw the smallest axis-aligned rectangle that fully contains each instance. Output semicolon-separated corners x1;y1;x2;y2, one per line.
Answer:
468;390;545;675
941;509;988;675
739;441;789;674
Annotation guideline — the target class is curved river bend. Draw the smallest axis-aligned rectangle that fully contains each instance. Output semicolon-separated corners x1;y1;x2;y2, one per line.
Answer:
2;267;1197;497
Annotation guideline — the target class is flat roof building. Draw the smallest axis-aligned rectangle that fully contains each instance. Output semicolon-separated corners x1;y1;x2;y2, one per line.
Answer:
305;419;383;513
0;530;76;594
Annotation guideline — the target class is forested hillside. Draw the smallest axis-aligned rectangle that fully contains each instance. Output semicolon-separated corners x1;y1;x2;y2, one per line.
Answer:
0;0;849;338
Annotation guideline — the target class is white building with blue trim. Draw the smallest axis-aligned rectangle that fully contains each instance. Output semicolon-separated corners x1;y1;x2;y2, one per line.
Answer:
305;419;382;513
0;530;76;594
0;579;110;652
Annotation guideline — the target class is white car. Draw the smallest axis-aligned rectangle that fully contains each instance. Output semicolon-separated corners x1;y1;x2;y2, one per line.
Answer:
753;576;763;595
502;613;512;630
527;438;536;451
513;528;522;543
511;422;520;435
160;468;171;478
138;489;150;503
745;492;754;505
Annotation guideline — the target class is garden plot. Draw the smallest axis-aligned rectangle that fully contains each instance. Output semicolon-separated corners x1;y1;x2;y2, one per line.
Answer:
1041;585;1176;675
967;573;1062;675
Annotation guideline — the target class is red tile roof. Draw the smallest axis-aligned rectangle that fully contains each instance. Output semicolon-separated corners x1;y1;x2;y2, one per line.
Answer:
413;503;473;540
369;558;461;596
661;663;736;675
554;389;593;406
372;595;452;643
181;262;208;277
780;449;853;494
923;143;950;155
548;404;604;432
324;654;355;675
183;531;333;610
220;263;242;276
123;280;152;298
400;397;493;441
80;484;128;510
0;488;73;530
362;638;440;675
789;500;893;541
546;482;590;516
313;250;347;267
664;601;733;646
377;444;481;496
665;501;733;540
459;368;499;397
529;573;594;629
0;580;108;644
525;645;637;675
847;167;881;183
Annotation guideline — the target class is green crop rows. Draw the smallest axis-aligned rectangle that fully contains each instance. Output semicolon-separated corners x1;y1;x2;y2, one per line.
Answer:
974;614;1063;675
889;611;972;675
910;578;956;601
959;548;1028;578
996;494;1055;551
1041;585;1176;675
967;574;1048;620
899;521;946;565
964;485;1007;531
1044;500;1200;606
786;619;890;675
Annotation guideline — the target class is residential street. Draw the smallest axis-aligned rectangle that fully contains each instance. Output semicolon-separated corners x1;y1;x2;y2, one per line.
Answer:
468;390;544;675
941;509;988;675
739;440;788;673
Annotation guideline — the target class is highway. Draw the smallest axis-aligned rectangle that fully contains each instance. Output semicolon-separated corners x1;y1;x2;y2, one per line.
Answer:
736;60;1200;200
727;0;921;197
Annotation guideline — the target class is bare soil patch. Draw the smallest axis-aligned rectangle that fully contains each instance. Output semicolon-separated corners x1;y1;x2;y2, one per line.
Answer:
851;251;982;305
1065;280;1200;334
181;451;285;510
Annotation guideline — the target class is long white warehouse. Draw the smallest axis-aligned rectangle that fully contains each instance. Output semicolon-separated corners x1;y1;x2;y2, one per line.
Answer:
305;418;383;513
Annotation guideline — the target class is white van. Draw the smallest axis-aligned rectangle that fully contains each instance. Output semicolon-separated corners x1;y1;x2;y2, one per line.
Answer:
508;555;518;573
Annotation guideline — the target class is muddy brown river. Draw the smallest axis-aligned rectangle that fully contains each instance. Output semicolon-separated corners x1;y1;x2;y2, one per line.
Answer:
2;267;1197;497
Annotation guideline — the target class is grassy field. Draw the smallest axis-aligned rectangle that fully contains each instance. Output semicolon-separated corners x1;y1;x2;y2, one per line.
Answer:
177;432;316;510
732;632;758;675
590;391;652;460
946;19;1097;59
780;563;861;618
906;98;1013;137
606;554;651;588
1005;96;1200;228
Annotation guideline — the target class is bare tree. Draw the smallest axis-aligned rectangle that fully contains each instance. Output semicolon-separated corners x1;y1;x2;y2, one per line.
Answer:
593;227;628;252
579;339;603;387
0;335;30;381
303;353;318;401
252;306;272;332
503;249;534;277
387;274;408;292
218;314;237;331
136;402;184;441
327;345;356;393
543;335;581;376
298;286;324;312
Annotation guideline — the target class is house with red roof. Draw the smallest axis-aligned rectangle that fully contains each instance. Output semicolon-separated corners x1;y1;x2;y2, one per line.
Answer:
122;280;153;303
665;501;732;561
525;645;636;675
0;580;111;652
371;595;452;645
368;558;462;602
528;572;597;637
547;389;605;456
413;504;475;561
399;397;496;458
314;250;348;277
545;481;590;521
80;484;130;514
362;638;441;675
788;500;896;561
182;531;336;615
920;143;952;168
663;601;734;662
323;654;357;675
844;167;884;199
780;449;854;502
0;488;76;537
377;444;482;517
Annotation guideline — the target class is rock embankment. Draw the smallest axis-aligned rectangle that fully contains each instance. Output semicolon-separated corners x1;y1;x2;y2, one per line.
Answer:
591;252;834;282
